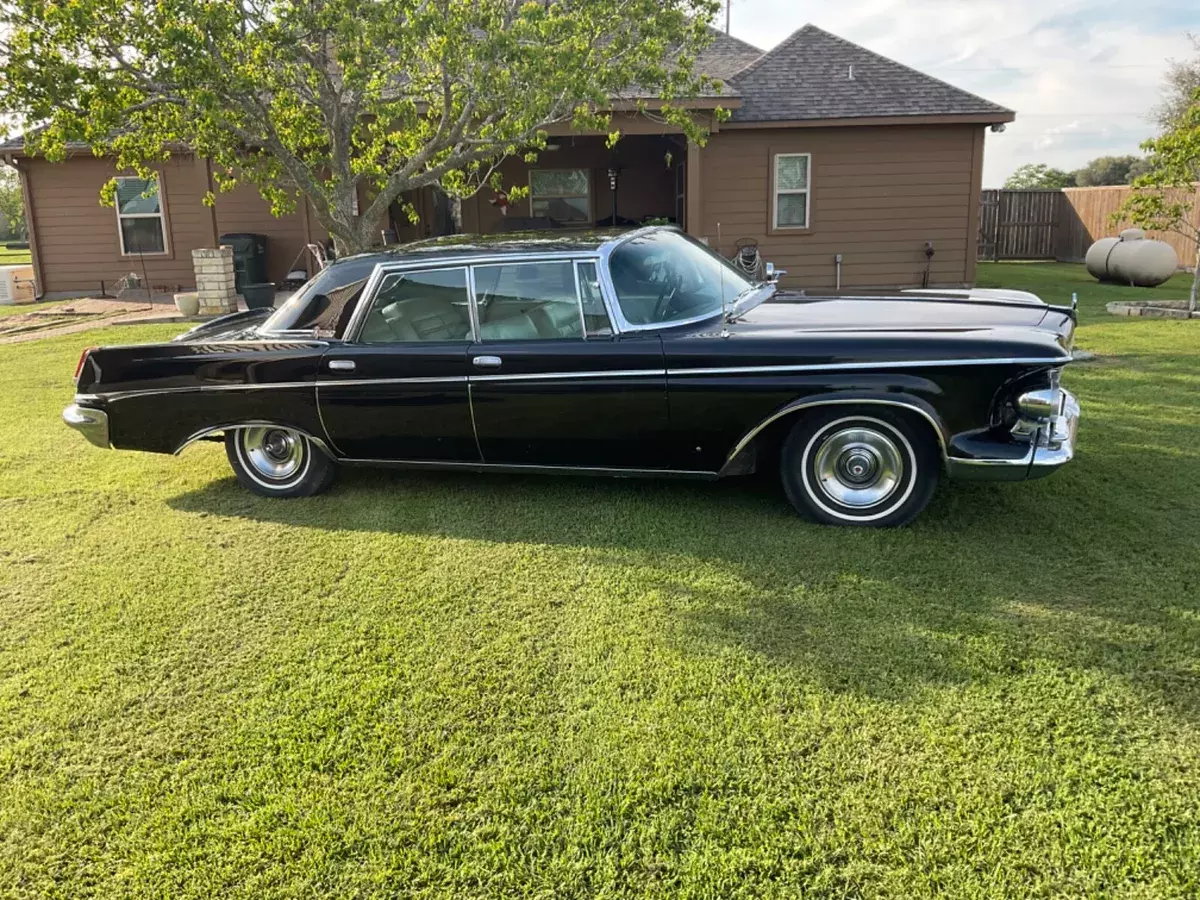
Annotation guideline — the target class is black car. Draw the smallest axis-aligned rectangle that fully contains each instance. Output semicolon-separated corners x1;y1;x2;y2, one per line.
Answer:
64;227;1079;526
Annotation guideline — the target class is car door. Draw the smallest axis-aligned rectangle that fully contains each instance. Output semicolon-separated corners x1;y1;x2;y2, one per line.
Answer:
467;258;672;469
317;264;479;461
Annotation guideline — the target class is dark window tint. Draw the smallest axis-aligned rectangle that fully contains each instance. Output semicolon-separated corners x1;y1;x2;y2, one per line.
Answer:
357;268;472;343
474;262;583;341
260;258;379;336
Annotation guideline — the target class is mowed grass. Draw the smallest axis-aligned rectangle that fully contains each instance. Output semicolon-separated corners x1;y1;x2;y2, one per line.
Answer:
0;246;32;266
2;264;1199;898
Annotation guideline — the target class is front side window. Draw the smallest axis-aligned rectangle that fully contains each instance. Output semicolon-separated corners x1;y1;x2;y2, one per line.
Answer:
115;176;167;254
773;153;811;229
529;169;591;223
357;267;472;342
474;261;583;340
607;229;751;327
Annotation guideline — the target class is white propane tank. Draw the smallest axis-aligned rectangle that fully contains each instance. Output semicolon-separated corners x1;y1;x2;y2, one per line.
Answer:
1085;229;1179;287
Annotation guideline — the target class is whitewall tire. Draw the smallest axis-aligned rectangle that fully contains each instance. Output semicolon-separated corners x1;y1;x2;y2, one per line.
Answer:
780;409;939;527
225;427;336;498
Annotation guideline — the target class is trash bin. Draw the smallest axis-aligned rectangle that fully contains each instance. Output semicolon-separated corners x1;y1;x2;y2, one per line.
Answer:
241;282;276;310
219;233;269;293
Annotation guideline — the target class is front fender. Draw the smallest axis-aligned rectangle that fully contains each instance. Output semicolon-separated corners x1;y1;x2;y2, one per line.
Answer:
719;392;949;477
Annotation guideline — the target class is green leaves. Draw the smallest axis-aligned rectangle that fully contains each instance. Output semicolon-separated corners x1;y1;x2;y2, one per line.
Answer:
0;0;722;253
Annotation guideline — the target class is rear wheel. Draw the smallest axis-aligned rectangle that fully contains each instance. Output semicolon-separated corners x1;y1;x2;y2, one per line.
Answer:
225;426;336;498
779;409;939;527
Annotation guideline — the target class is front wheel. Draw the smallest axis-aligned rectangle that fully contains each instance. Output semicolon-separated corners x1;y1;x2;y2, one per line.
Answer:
779;409;939;527
225;427;336;498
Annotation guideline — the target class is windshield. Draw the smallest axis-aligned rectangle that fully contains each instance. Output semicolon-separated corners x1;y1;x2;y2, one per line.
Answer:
607;230;753;327
259;257;380;336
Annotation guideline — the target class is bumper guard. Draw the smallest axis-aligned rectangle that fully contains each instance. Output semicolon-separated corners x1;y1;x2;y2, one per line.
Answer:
63;403;110;449
948;390;1079;482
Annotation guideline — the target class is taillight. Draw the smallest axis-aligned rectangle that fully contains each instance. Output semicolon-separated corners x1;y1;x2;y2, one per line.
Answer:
74;347;96;385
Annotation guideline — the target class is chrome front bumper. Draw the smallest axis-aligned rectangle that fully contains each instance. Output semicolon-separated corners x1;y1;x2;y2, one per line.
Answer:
63;403;110;448
948;390;1079;482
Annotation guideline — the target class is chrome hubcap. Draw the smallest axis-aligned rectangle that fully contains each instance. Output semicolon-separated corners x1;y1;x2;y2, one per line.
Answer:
241;427;305;480
813;427;904;508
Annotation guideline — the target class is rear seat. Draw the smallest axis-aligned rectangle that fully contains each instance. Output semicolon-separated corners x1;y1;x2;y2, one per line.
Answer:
479;312;540;340
360;295;471;342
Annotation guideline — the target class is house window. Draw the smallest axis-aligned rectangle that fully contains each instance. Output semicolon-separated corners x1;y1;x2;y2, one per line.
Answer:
530;169;590;223
773;153;810;230
115;176;168;254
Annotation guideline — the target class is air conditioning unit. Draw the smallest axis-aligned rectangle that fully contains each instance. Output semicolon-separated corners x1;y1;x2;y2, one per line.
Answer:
0;265;36;305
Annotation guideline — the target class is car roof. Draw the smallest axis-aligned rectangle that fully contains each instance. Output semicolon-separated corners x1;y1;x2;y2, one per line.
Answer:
331;228;648;268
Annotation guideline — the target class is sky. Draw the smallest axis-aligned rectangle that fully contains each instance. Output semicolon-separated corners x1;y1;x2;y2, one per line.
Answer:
723;0;1198;186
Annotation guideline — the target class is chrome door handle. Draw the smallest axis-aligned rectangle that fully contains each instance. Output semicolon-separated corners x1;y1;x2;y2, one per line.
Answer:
473;355;502;369
328;359;356;372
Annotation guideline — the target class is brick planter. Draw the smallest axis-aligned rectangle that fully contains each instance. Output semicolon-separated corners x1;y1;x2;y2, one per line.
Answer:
192;247;238;316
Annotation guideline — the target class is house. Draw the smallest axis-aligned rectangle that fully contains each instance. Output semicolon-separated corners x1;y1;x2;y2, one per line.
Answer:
1;24;1013;300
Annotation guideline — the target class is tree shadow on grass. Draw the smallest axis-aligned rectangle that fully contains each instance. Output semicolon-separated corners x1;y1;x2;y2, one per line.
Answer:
166;418;1200;720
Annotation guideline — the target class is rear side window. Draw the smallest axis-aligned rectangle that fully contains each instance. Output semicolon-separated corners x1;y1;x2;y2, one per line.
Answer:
356;268;472;343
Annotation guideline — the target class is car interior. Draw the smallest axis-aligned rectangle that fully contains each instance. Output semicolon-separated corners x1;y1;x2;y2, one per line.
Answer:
357;262;590;343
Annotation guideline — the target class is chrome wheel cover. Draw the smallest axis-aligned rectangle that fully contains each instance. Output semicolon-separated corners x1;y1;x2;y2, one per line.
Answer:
240;427;306;481
800;417;917;522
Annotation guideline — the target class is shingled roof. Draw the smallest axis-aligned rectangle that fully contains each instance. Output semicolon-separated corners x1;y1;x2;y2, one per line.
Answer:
718;24;1013;123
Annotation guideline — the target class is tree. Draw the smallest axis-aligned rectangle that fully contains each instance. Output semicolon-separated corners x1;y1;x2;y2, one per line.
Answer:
1119;89;1200;312
1074;154;1143;187
0;0;721;255
0;169;25;240
1155;33;1200;130
1003;163;1076;189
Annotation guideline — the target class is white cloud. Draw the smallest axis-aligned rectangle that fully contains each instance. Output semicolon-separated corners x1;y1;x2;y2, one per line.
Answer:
725;0;1195;185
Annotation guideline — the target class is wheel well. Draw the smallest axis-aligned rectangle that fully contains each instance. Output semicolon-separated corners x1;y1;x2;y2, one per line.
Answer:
724;400;947;476
174;422;336;458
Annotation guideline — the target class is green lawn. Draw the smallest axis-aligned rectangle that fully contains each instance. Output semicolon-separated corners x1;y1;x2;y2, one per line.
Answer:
2;264;1199;897
0;246;32;266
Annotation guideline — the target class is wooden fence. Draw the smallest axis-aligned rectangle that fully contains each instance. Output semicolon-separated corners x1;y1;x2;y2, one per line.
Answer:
978;186;1200;265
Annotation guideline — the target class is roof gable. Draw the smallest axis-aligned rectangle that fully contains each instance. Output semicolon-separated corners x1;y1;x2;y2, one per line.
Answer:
720;24;1012;123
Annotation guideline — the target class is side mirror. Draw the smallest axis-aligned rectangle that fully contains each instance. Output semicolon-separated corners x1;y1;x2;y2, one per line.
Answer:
764;262;786;283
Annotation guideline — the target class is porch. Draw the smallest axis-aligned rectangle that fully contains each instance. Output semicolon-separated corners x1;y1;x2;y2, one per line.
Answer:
457;133;692;237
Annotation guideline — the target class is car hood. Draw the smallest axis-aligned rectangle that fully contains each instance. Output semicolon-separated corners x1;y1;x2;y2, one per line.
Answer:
729;289;1059;336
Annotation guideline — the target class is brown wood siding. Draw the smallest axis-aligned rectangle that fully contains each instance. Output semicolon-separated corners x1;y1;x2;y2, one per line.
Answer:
25;155;323;296
212;180;324;283
698;125;984;289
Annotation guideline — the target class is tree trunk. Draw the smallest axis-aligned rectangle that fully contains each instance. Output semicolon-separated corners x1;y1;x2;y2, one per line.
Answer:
1190;243;1199;315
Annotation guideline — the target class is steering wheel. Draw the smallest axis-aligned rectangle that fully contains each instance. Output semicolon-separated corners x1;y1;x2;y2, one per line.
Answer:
652;273;682;322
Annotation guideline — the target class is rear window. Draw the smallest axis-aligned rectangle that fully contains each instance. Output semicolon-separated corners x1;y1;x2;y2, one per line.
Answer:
259;258;379;337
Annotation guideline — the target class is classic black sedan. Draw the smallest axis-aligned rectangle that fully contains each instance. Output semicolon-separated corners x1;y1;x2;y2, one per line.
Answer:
64;227;1079;526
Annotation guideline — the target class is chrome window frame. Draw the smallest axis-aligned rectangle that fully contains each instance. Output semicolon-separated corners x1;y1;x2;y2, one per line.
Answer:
339;227;725;343
573;260;614;338
471;258;590;343
343;262;475;343
595;226;733;334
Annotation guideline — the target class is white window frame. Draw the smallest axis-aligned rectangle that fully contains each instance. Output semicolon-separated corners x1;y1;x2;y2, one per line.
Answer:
115;175;169;256
529;169;592;223
772;153;811;231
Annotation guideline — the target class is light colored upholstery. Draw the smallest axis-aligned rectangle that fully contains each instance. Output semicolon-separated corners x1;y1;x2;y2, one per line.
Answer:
529;301;583;338
479;313;540;340
358;296;470;342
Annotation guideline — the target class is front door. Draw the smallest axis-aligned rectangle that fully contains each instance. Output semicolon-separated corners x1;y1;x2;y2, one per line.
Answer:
467;259;672;469
317;265;479;461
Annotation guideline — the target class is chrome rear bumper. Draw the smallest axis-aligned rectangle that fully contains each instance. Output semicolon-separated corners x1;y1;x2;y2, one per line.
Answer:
63;403;110;448
948;390;1079;482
